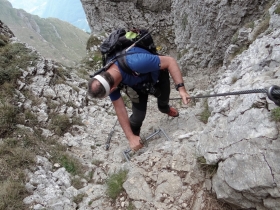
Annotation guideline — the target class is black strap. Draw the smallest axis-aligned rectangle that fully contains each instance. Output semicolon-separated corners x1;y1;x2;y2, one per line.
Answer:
115;50;156;76
111;51;135;62
116;50;137;75
91;52;136;77
92;50;153;78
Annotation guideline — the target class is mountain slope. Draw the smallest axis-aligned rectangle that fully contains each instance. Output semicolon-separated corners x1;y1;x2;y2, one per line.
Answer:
0;0;89;66
8;0;90;32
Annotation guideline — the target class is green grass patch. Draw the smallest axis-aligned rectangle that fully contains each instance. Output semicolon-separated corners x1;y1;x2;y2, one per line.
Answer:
231;76;238;84
0;82;17;100
82;52;103;69
47;141;86;177
48;113;84;136
49;114;72;136
0;40;39;102
251;13;270;42
59;154;82;176
76;67;89;80
72;116;84;126
0;141;35;182
245;21;255;29
232;45;249;58
197;156;218;178
182;13;188;31
274;4;280;15
50;65;73;85
0;128;40;209
271;107;280;122
92;159;104;166
0;180;29;210
86;35;101;50
199;100;211;124
231;31;239;44
73;193;87;204
0;34;9;47
127;201;136;210
106;170;128;200
0;145;35;171
177;49;189;60
55;66;72;80
0;59;21;86
71;177;85;190
0;42;38;85
0;101;18;137
24;110;38;127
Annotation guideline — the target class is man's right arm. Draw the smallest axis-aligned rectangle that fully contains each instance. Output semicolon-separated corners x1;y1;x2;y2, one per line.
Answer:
112;97;143;151
159;56;191;104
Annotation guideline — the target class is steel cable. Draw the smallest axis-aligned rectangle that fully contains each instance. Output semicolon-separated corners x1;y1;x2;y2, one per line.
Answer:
169;85;280;106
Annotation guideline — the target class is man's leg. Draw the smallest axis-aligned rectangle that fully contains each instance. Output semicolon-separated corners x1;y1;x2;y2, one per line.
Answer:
157;70;170;113
157;70;179;117
129;92;148;136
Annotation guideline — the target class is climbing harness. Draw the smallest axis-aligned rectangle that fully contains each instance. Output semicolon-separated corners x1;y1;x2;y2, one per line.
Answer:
105;119;118;151
170;85;280;106
123;127;171;162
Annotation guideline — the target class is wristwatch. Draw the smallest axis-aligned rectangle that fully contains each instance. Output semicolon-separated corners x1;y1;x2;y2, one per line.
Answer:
175;83;184;91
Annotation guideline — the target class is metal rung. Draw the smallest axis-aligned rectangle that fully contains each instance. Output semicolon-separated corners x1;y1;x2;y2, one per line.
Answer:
123;127;170;162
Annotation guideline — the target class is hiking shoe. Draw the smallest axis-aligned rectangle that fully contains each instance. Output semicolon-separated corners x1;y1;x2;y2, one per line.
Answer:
167;107;179;117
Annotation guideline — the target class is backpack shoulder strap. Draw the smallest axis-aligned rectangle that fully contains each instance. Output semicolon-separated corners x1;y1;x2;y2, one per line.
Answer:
116;50;156;76
116;50;136;75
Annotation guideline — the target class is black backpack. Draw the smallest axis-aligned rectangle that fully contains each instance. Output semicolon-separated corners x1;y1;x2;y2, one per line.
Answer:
99;28;157;75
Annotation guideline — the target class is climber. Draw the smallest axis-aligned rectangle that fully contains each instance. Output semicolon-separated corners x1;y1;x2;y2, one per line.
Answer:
88;46;191;151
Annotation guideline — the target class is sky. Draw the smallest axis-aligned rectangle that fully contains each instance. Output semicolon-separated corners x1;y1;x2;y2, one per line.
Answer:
8;0;90;32
9;0;46;15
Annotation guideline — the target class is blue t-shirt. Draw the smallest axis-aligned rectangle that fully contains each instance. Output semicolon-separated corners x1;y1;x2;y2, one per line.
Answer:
109;47;161;101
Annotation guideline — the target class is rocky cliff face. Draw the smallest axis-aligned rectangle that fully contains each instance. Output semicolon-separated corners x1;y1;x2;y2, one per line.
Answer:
81;0;270;72
81;0;176;56
80;0;280;209
172;0;271;70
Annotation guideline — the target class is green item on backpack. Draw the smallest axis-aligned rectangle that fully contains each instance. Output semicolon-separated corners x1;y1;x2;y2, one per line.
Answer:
125;31;138;40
